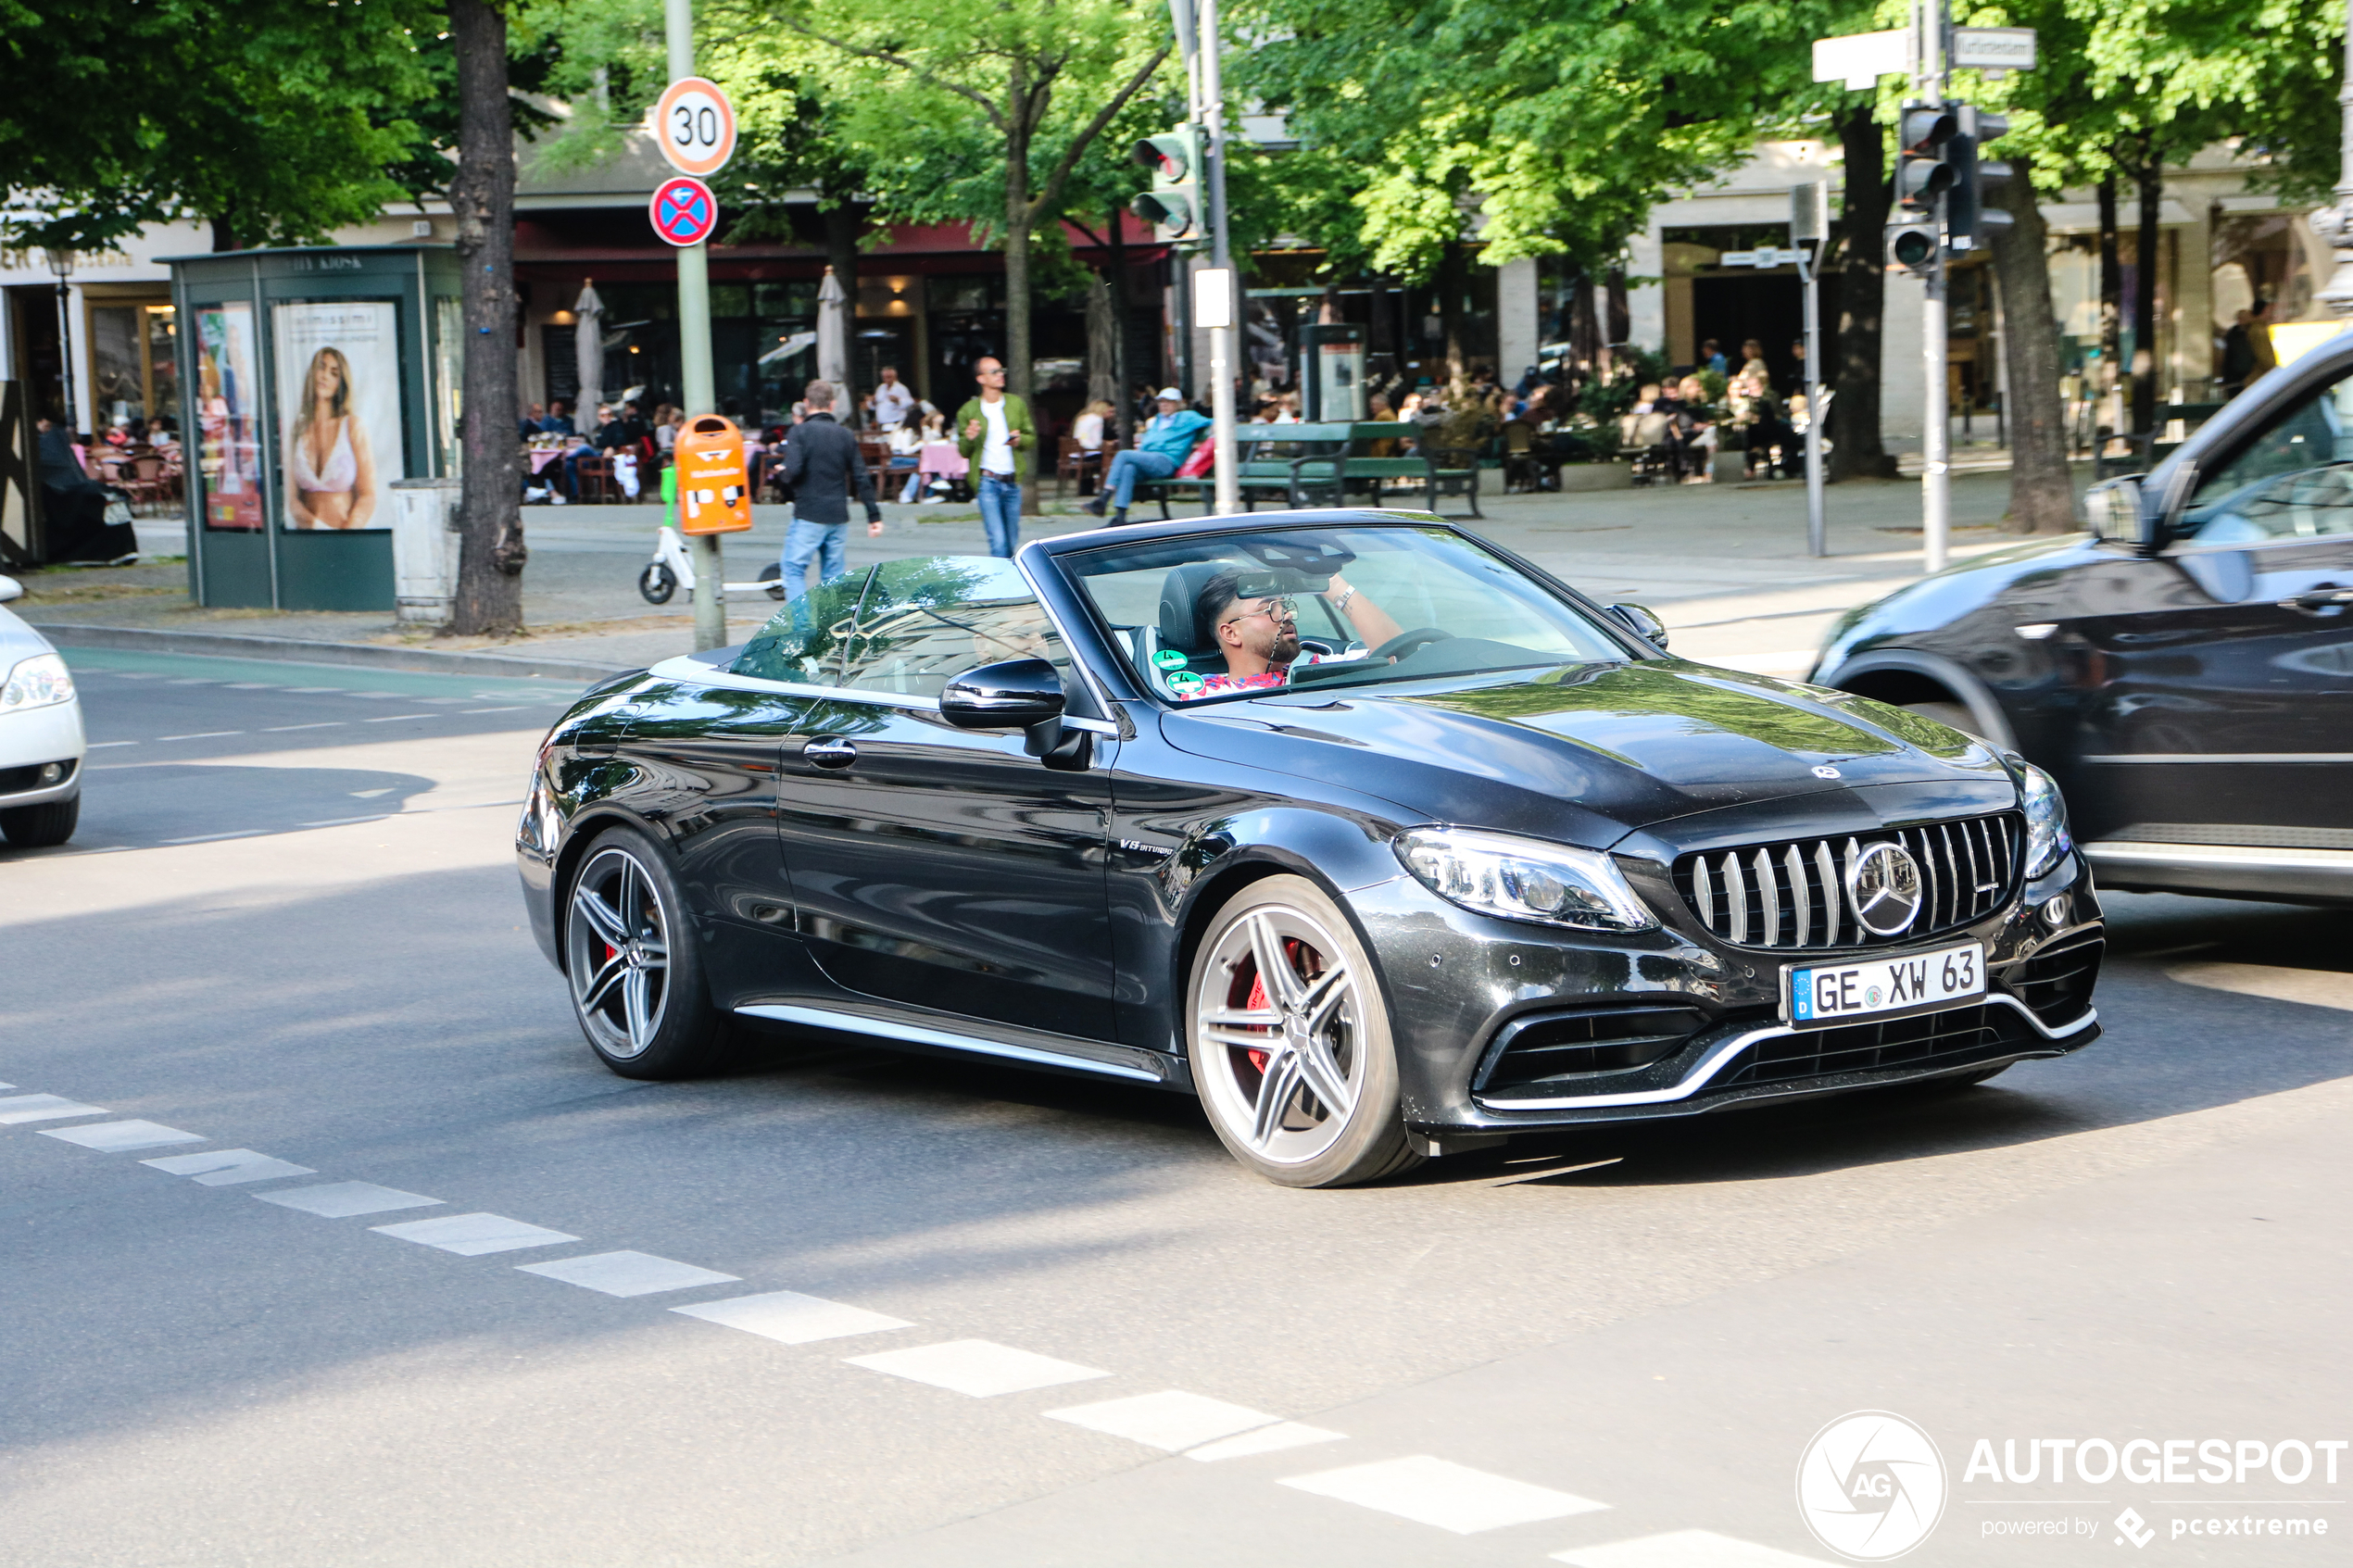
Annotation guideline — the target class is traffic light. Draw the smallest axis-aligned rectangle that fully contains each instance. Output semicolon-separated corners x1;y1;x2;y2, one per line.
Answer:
1947;107;2014;250
1886;218;1940;275
1130;126;1204;245
1894;103;1958;215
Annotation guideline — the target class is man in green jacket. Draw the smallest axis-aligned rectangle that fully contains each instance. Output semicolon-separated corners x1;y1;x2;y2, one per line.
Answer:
954;357;1037;558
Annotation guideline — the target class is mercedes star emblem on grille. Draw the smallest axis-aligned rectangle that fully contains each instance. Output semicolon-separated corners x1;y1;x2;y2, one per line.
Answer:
1844;841;1924;936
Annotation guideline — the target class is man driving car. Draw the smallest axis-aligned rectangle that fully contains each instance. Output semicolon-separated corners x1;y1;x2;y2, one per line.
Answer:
1186;569;1405;697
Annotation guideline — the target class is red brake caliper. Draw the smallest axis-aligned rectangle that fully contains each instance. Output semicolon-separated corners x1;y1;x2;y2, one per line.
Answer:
1244;972;1270;1073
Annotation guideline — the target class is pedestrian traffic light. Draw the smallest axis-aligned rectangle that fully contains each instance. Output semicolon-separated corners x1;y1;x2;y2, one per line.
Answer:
1895;103;1958;215
1947;107;2014;250
1886;218;1940;276
1130;126;1204;245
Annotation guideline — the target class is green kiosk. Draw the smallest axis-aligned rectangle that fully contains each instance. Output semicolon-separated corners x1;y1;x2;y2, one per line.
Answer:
170;245;465;610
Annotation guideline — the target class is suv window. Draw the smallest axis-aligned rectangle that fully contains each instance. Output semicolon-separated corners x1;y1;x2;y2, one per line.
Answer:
2181;372;2353;545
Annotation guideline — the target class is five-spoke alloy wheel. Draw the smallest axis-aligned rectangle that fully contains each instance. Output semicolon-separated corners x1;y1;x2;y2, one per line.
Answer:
1189;875;1420;1187
564;828;730;1078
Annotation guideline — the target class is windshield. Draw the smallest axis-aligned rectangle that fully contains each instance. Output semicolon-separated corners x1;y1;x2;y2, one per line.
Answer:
1063;523;1633;704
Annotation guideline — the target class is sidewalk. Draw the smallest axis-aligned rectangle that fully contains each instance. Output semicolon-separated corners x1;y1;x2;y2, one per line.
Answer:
26;467;2079;680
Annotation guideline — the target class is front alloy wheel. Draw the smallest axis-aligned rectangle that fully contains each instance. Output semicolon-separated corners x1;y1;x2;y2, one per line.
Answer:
1189;875;1420;1187
564;828;730;1078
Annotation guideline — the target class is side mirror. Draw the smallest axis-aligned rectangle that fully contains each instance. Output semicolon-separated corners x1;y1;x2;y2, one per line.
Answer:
0;575;20;604
1606;602;1668;648
940;658;1066;731
2087;475;2159;549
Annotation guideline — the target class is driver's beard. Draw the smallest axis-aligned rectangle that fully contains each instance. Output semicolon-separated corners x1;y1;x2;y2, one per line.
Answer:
1266;630;1302;667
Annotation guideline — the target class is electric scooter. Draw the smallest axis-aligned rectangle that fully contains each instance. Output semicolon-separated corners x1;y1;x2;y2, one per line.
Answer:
636;465;786;604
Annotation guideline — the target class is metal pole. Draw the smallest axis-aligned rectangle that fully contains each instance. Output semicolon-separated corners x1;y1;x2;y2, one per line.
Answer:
1198;0;1239;515
56;282;79;435
667;0;726;651
2310;0;2353;318
1800;246;1826;557
1919;0;1951;573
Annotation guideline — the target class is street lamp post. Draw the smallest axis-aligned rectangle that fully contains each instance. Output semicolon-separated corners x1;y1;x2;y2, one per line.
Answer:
664;0;727;653
45;248;78;434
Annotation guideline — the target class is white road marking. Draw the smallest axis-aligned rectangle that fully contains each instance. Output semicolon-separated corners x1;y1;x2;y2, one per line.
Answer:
158;731;244;741
143;1148;317;1185
162;830;269;845
253;1182;445;1218
298;816;390;827
845;1339;1112;1398
1278;1456;1609;1535
222;683;277;690
462;707;527;714
349;787;396;797
1185;1422;1347;1461
1552;1530;1837;1567
39;1119;206;1152
86;740;138;748
281;687;346;694
2167;960;2353;1012
166;679;219;685
0;1095;109;1124
0;1081;12;1090
515;1250;741;1297
348;692;405;700
364;714;437;722
672;1289;912;1345
1045;1390;1278;1451
263;722;346;733
371;1212;581;1255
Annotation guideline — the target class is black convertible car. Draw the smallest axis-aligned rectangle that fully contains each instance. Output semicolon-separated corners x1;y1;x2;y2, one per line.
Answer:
517;513;2102;1186
1811;332;2353;907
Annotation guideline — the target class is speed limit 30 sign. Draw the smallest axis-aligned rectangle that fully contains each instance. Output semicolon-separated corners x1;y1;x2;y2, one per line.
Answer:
650;77;736;177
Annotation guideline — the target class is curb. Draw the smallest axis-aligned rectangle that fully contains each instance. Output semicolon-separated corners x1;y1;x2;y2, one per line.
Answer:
31;621;634;683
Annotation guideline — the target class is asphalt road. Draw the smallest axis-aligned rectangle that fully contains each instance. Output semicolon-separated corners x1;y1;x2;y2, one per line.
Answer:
3;649;2347;1568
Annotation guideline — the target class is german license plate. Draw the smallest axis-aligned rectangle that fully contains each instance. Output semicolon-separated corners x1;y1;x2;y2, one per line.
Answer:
1783;941;1985;1029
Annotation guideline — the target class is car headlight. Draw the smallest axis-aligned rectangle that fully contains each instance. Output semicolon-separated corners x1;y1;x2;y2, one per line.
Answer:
0;653;73;712
1395;827;1653;932
2020;761;2073;878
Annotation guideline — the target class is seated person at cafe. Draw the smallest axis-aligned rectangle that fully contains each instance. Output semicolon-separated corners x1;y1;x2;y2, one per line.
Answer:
1182;567;1404;698
1080;388;1210;524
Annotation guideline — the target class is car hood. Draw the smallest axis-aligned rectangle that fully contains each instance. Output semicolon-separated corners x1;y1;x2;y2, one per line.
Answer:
0;605;55;666
1158;658;2010;847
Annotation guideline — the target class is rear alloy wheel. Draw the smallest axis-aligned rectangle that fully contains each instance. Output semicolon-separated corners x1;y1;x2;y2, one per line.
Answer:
564;827;731;1079
0;793;79;847
1189;875;1421;1187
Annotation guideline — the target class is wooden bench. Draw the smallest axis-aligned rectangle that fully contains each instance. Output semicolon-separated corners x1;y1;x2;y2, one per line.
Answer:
1134;421;1482;519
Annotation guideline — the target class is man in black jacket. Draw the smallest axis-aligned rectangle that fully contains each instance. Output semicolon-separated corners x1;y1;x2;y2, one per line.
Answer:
778;380;883;604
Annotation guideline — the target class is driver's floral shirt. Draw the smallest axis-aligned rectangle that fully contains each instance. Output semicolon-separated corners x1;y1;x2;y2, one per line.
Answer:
1184;652;1355;699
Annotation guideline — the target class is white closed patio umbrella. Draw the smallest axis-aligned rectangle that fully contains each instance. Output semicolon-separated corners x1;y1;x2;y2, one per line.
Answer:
817;266;852;419
573;281;605;424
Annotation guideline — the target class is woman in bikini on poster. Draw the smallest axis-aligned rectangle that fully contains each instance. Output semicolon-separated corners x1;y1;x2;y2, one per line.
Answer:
284;346;380;529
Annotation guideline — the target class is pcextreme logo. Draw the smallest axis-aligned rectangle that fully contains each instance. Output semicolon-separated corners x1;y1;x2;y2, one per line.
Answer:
1795;1411;1948;1561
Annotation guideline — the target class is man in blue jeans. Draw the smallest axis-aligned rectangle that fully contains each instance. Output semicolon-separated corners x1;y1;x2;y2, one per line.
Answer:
1082;389;1210;524
953;357;1035;557
776;381;883;603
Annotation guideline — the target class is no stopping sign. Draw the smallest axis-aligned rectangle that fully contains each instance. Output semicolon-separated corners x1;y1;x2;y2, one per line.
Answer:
650;177;719;247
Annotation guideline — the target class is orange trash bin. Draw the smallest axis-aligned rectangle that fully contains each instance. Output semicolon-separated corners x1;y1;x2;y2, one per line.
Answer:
674;415;754;534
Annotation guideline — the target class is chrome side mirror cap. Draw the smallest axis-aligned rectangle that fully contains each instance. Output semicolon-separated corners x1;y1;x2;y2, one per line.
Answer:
2087;475;2159;549
1606;602;1668;648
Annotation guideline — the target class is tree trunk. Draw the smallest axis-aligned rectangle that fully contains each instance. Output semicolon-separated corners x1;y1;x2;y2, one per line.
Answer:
1989;182;2076;533
2096;171;2121;414
1439;241;1467;391
2132;156;2161;435
824;197;861;421
1569;270;1601;385
1829;101;1898;481
447;0;523;635
208;211;238;252
1086;269;1117;406
1604;265;1629;345
1003;69;1038;515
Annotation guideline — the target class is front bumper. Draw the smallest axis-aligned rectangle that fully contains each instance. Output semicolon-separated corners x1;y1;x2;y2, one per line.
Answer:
1356;850;2103;1135
0;700;85;807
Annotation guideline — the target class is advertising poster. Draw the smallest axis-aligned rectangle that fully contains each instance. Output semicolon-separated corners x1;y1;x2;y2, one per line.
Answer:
195;304;264;532
273;301;403;530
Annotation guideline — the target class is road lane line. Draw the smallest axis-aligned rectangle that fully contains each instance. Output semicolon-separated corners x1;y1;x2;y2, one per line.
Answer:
1278;1456;1609;1534
845;1339;1111;1398
1552;1531;1838;1567
1046;1390;1279;1451
371;1213;581;1256
281;687;346;694
672;1290;912;1345
253;1182;445;1218
262;722;346;733
515;1251;740;1297
86;740;138;748
161;830;270;845
158;731;244;741
143;1148;317;1185
0;1095;110;1123
364;714;437;722
39;1120;206;1152
462;707;528;714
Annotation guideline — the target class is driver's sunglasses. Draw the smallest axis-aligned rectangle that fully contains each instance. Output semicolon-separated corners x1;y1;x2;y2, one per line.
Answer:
1223;596;1298;627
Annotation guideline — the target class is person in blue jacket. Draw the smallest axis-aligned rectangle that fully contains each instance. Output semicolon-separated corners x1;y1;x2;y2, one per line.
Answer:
1081;388;1211;525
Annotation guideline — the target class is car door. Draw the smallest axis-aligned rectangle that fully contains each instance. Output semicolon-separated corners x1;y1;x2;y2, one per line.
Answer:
772;556;1122;1041
2070;369;2353;839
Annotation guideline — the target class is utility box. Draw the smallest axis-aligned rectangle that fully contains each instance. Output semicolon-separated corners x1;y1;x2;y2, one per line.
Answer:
167;245;466;611
390;477;462;623
1300;323;1367;423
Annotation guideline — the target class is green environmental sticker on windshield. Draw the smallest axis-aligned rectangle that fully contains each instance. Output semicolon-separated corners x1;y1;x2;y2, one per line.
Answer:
1165;671;1204;693
1153;649;1190;670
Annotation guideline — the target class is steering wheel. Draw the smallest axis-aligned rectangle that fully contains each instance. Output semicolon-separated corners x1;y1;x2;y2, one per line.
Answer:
1370;626;1455;663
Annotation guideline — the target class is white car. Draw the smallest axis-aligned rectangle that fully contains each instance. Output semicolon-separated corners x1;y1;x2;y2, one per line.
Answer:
0;575;83;847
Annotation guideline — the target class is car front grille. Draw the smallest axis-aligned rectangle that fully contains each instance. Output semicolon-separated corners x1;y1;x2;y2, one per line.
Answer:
1472;1004;1710;1098
1718;1000;2040;1087
1671;812;2020;950
2002;928;2104;1025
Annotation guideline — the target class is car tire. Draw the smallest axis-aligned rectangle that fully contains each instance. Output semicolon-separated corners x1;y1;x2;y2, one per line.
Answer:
562;825;734;1080
1187;874;1423;1188
1903;699;1984;741
0;793;79;847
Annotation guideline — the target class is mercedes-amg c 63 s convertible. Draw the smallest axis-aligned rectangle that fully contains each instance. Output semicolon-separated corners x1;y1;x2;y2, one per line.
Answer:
518;512;2103;1185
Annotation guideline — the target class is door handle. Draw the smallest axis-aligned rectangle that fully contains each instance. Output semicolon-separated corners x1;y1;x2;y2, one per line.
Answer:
2281;585;2353;614
802;737;858;769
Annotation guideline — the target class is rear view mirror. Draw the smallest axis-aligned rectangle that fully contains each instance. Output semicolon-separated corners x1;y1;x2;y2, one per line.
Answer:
2087;476;2158;549
1606;602;1668;648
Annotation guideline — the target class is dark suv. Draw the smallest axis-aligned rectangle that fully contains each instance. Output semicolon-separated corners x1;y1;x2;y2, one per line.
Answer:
1812;331;2353;905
